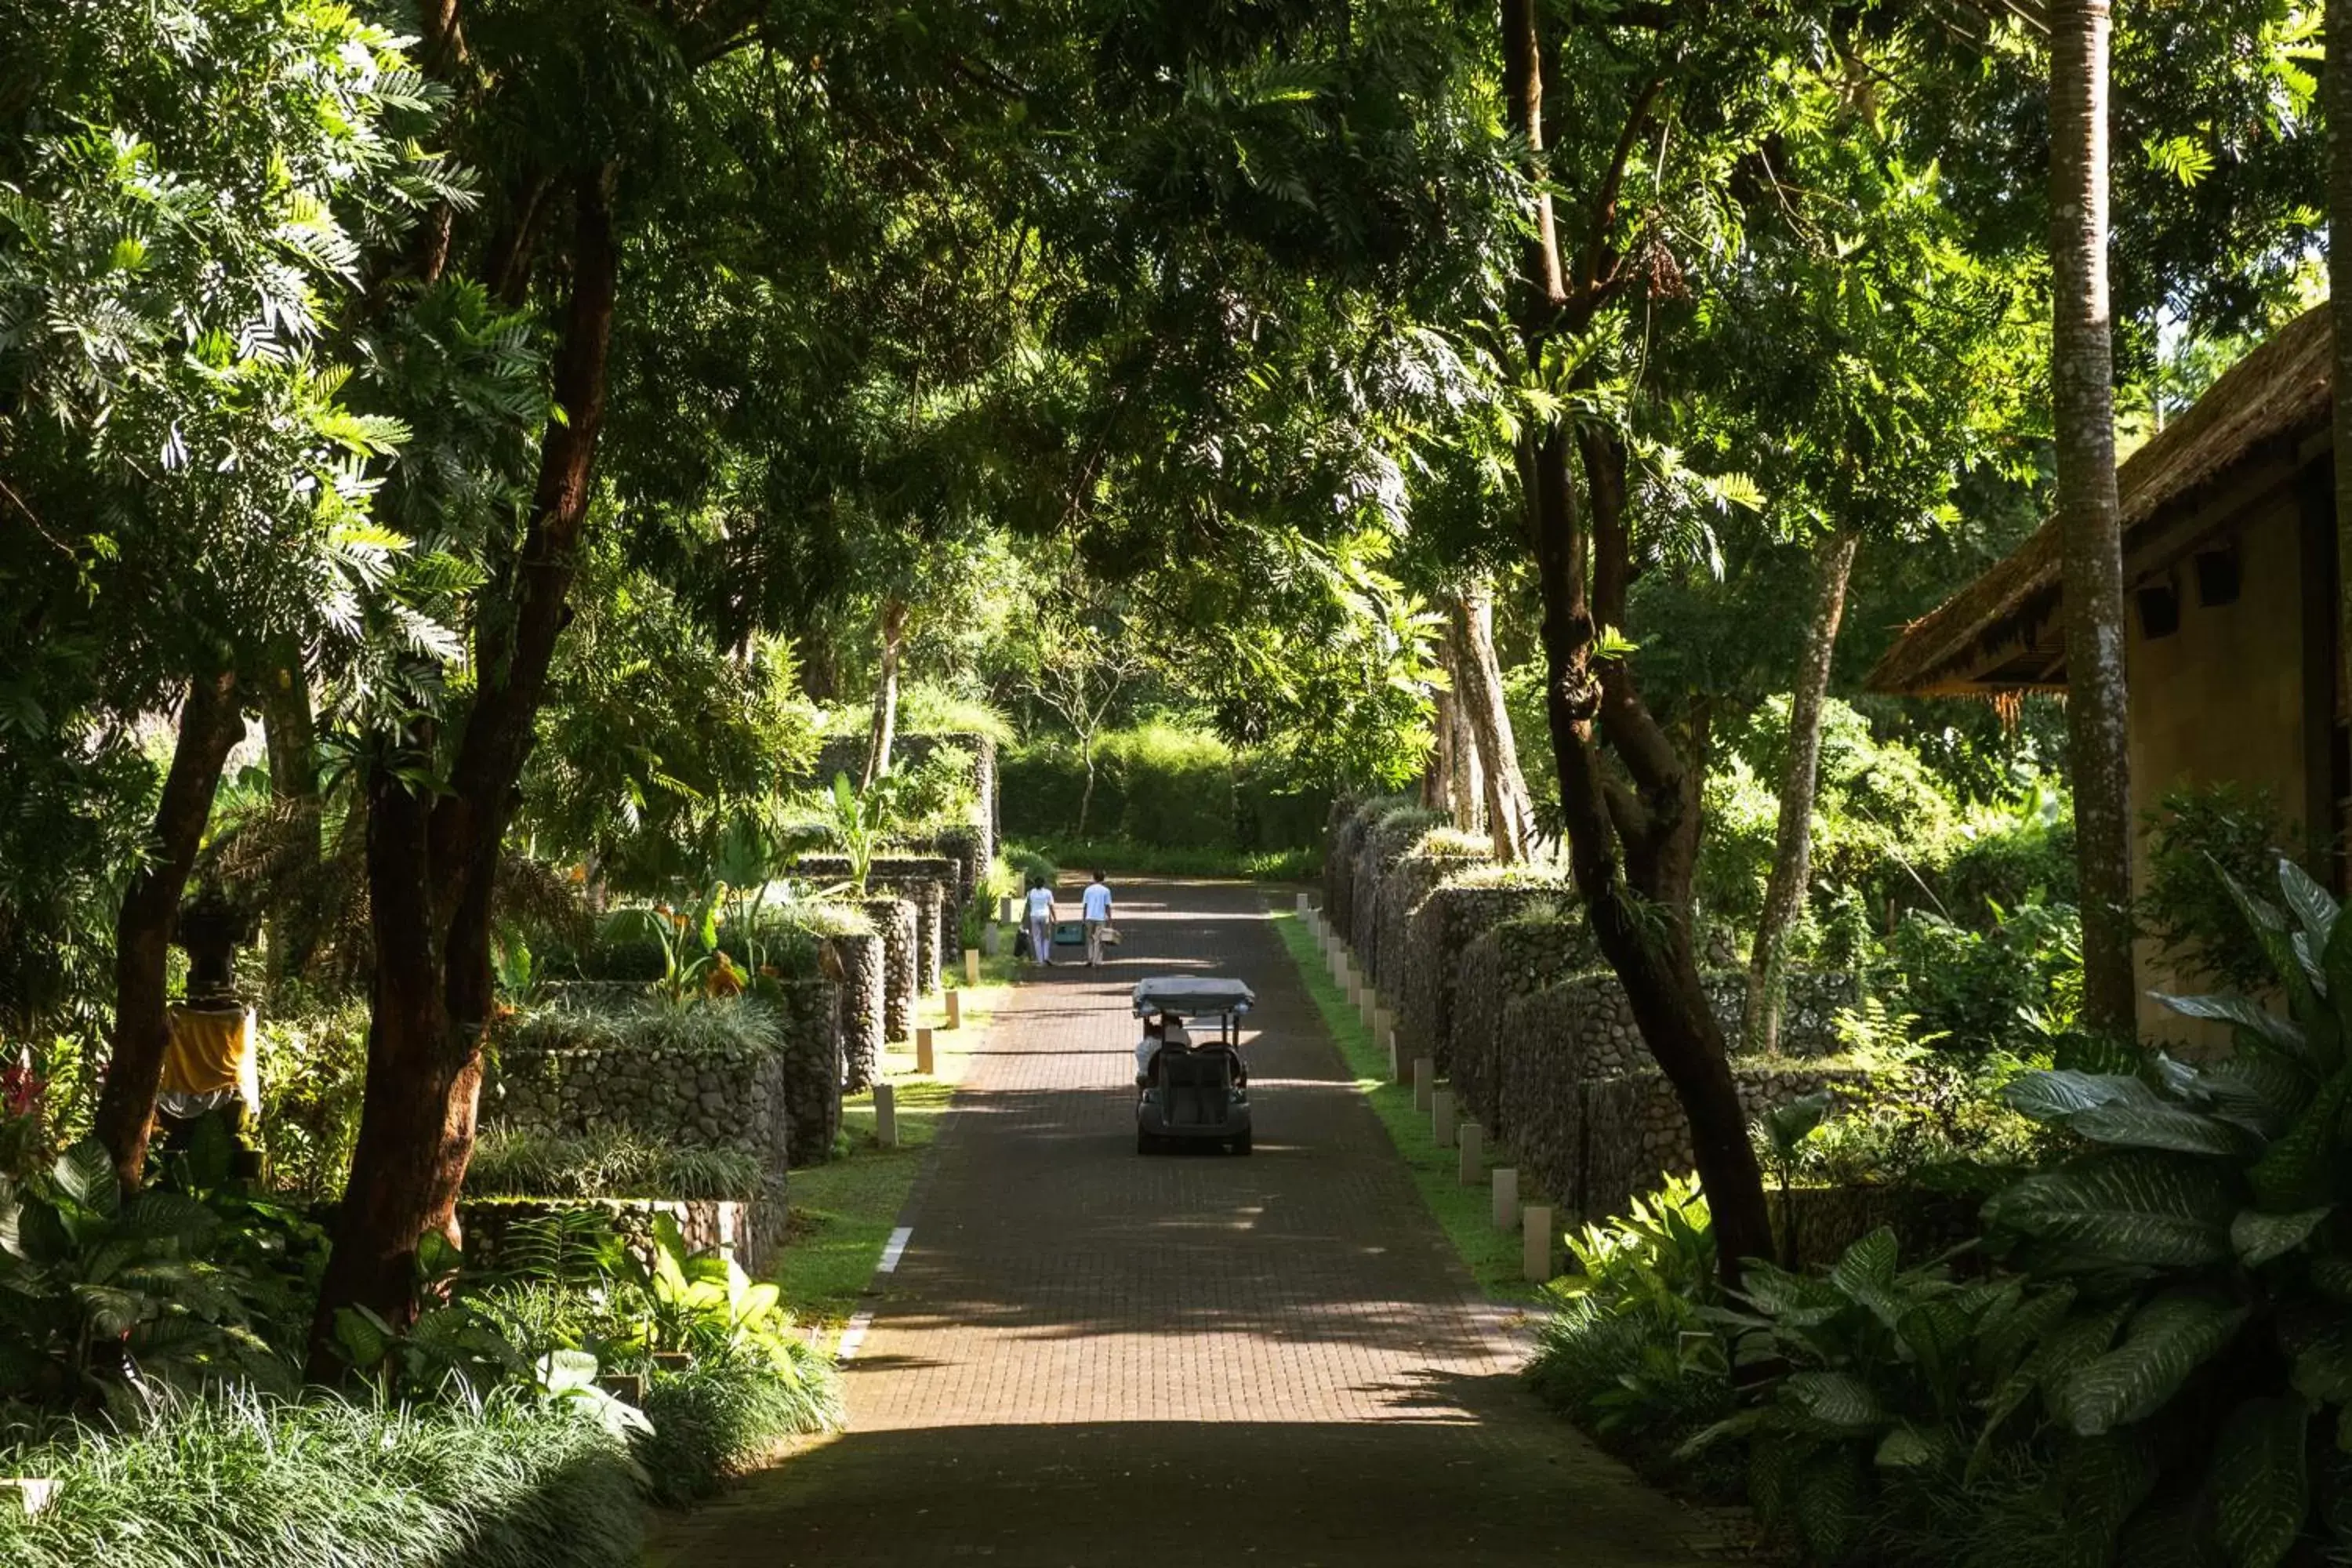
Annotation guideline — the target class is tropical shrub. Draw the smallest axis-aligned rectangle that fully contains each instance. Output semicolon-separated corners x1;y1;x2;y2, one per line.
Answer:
2136;781;2308;993
0;1142;296;1425
1965;857;2352;1567
1685;1230;2077;1566
1526;1178;1736;1475
0;1388;648;1568
503;997;785;1059
253;1000;371;1202
465;1127;763;1201
1889;902;2082;1060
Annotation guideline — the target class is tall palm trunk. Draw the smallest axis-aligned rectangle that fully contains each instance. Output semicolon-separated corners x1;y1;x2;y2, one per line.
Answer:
1744;532;1858;1054
93;669;246;1189
2049;0;2136;1037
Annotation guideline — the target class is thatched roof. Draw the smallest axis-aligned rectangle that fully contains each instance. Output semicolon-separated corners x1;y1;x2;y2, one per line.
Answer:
1868;304;2332;696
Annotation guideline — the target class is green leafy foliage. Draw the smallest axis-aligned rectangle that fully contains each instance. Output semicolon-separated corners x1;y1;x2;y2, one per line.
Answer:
0;1142;294;1425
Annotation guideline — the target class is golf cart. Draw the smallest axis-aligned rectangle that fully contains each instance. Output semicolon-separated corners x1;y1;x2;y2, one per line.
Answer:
1133;975;1255;1156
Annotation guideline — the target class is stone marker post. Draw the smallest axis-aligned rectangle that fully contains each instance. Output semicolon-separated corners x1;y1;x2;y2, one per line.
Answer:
916;1025;935;1074
1492;1167;1519;1230
1296;891;1311;914
1457;1121;1483;1184
1385;1028;1403;1081
944;990;962;1029
1432;1087;1456;1148
874;1082;899;1149
1522;1205;1555;1283
964;947;980;985
1412;1056;1436;1113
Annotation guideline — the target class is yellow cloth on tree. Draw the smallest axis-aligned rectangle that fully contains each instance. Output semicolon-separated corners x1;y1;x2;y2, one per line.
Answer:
162;1006;260;1116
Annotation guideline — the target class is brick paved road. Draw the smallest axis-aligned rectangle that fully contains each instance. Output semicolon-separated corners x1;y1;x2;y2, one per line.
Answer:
648;881;1716;1567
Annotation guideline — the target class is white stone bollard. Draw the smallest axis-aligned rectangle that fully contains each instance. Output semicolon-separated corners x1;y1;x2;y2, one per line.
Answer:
1432;1088;1456;1148
1523;1205;1555;1283
1457;1120;1483;1185
964;947;981;986
1412;1056;1436;1113
916;1025;935;1075
1386;1028;1403;1081
944;990;962;1029
1359;991;1381;1033
999;895;1018;924
1296;891;1312;914
981;923;1000;956
1492;1166;1519;1230
873;1082;899;1149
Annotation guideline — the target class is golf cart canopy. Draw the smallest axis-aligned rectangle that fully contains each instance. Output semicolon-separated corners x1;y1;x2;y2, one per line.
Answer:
1131;976;1256;1018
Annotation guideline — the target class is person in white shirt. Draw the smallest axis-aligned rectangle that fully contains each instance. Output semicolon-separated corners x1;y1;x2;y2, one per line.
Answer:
1023;878;1058;967
1080;871;1113;967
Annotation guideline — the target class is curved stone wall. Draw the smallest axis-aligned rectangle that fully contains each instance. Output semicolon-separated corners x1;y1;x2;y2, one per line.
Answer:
836;931;887;1090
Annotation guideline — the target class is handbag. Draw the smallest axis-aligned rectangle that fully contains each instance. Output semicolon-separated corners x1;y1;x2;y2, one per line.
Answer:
1099;924;1122;946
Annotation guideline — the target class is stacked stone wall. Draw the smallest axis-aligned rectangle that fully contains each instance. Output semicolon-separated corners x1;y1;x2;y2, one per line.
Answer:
1452;916;1596;1132
487;1032;790;1173
864;896;920;1042
802;855;956;993
1348;808;1443;985
1396;883;1571;1076
1371;851;1484;1011
836;930;887;1089
770;977;844;1165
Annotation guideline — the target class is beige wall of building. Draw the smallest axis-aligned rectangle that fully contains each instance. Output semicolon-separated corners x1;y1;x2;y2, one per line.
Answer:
2124;488;2311;1040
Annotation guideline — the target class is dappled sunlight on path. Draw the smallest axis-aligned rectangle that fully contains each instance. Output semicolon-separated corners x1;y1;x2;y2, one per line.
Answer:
648;881;1716;1566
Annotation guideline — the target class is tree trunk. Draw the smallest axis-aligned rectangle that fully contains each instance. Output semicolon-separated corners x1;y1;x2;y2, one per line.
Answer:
1743;532;1859;1054
260;643;322;991
1425;670;1457;815
2050;0;2137;1038
2330;0;2352;869
1077;732;1099;837
311;172;619;1366
1451;692;1483;832
1451;584;1535;862
1500;0;1773;1284
862;598;908;789
93;668;246;1189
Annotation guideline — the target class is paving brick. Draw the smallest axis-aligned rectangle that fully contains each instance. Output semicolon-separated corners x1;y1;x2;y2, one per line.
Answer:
648;881;1717;1566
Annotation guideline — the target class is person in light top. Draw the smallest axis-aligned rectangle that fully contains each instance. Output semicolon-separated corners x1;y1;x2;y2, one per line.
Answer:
1023;877;1058;967
1080;870;1114;967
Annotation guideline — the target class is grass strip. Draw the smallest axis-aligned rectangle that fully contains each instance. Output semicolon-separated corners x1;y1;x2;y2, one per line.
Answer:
1270;909;1541;1302
771;939;1014;1334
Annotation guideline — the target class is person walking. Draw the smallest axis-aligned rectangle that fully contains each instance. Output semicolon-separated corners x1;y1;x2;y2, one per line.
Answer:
1024;877;1058;967
1080;870;1113;967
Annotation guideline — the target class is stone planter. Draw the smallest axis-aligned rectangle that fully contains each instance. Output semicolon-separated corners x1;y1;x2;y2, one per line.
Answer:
836;929;887;1090
863;896;920;1043
770;976;844;1166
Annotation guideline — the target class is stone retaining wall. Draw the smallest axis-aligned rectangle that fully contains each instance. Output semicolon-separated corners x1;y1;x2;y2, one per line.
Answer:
836;930;887;1090
487;1030;790;1172
1350;808;1443;985
1451;915;1597;1131
1371;850;1486;1017
1555;1059;1877;1230
1323;799;1377;947
865;896;919;1042
1397;884;1573;1079
770;977;844;1166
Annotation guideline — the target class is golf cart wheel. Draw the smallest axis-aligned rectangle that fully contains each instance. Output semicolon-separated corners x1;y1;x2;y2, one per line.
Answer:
1229;1131;1252;1156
